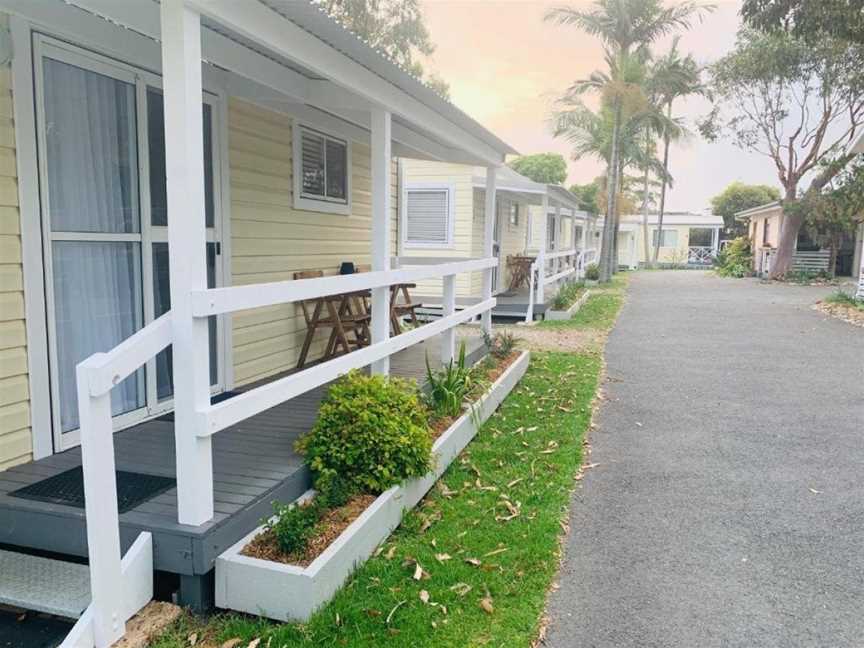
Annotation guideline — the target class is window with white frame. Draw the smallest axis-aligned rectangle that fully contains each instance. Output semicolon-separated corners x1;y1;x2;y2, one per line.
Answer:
294;124;350;213
509;202;520;227
404;185;453;246
652;228;679;247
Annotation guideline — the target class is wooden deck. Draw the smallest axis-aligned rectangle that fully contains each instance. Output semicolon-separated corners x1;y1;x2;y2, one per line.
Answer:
0;333;485;587
415;286;554;321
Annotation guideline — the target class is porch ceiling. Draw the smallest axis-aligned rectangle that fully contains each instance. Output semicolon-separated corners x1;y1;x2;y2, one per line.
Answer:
31;0;515;165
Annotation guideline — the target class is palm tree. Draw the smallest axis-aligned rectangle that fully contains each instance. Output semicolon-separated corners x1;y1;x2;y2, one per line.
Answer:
649;39;707;264
639;47;690;266
552;52;677;274
545;0;712;281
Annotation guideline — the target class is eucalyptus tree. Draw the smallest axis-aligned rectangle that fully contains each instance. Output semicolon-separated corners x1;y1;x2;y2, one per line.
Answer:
701;29;864;277
320;0;450;97
545;0;712;281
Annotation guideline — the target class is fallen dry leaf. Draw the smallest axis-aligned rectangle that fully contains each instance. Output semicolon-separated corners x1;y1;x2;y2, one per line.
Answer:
384;545;397;560
419;590;430;604
219;640;242;648
187;633;198;646
247;639;261;648
479;597;494;614
465;557;482;566
450;582;472;597
483;547;508;557
435;553;452;563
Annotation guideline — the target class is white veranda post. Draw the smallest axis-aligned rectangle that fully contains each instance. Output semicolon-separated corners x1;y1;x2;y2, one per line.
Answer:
371;108;391;375
554;203;561;275
536;194;548;302
161;0;213;525
481;167;497;334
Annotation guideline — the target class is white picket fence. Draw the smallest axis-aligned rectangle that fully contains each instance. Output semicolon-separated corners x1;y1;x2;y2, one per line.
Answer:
66;257;497;647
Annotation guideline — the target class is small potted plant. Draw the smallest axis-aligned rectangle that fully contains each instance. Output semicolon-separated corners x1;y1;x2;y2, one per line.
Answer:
584;263;600;285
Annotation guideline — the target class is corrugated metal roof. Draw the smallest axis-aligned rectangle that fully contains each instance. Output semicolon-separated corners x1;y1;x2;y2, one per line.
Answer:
259;0;517;156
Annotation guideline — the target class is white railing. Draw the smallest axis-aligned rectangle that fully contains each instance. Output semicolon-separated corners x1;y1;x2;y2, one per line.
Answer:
525;250;587;323
67;257;497;647
62;315;172;647
687;246;715;265
543;248;580;285
192;257;497;435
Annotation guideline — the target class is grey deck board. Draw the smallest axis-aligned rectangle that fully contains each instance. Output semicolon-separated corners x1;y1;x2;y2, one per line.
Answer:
0;334;485;575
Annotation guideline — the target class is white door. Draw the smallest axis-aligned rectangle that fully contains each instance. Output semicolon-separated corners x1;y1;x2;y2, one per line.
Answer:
34;37;227;451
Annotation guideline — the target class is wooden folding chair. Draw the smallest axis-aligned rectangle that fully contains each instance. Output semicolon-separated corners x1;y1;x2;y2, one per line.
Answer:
293;270;371;368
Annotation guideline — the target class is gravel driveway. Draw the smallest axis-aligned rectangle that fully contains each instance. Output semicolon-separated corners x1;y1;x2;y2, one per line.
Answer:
544;271;864;648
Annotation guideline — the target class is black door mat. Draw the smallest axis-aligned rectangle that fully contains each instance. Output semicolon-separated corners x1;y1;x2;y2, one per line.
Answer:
155;390;240;422
0;608;72;648
9;467;176;514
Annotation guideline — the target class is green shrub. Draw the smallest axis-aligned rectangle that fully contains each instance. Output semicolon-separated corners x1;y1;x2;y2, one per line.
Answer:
550;281;585;310
584;263;600;281
266;500;319;555
482;330;519;360
425;342;476;419
315;471;355;509
825;289;864;310
784;269;832;284
715;237;753;278
296;371;431;494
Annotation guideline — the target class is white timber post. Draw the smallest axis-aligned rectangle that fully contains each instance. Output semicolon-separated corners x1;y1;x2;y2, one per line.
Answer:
161;0;213;525
553;204;561;276
76;361;124;647
712;227;720;254
440;274;456;363
536;194;548;302
371;108;391;374
481;167;497;334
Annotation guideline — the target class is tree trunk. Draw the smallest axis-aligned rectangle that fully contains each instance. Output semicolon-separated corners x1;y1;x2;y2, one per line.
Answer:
652;103;672;265
768;154;853;279
641;128;652;268
599;98;622;283
612;159;624;274
769;202;802;278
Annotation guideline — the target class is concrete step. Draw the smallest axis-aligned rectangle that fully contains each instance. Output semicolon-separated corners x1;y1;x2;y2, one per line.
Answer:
0;549;90;619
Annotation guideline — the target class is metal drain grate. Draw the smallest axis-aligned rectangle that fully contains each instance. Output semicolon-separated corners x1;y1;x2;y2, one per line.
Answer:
9;466;175;514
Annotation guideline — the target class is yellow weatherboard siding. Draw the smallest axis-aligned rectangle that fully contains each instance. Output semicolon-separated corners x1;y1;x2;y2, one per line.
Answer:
228;98;397;386
400;160;476;298
0;29;33;471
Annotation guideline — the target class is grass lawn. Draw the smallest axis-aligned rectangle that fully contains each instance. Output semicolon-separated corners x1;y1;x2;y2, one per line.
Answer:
537;275;627;330
149;279;626;648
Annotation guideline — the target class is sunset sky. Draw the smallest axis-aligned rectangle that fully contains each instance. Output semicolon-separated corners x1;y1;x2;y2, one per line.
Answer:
418;0;780;212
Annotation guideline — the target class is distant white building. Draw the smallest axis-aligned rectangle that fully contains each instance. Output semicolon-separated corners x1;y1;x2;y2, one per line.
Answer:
612;212;724;269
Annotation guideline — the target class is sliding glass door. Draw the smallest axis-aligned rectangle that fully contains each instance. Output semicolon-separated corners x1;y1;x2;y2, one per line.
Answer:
35;37;225;450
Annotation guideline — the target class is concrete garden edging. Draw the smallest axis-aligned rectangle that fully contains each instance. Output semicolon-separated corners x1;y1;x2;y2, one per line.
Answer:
545;289;591;321
215;350;531;622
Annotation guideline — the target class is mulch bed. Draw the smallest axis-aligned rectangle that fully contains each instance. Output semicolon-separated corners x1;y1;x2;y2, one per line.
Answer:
815;301;864;328
241;494;377;568
240;349;522;569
